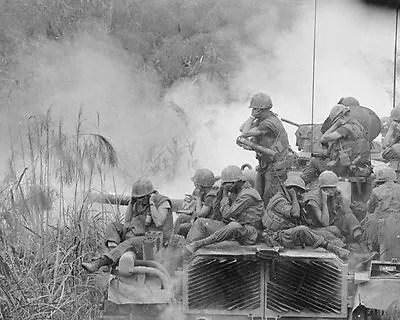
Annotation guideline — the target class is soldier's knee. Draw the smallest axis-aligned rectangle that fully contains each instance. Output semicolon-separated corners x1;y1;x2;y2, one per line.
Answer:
226;221;242;230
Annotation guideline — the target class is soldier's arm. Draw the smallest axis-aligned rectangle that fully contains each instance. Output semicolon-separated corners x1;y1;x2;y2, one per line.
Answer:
367;192;377;214
124;201;134;225
240;117;256;133
220;195;254;220
274;198;293;218
320;122;347;143
307;200;329;227
196;194;214;218
150;201;171;227
382;122;397;148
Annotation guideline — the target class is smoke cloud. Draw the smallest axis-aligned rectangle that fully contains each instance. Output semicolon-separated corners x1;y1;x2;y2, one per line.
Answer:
0;0;398;198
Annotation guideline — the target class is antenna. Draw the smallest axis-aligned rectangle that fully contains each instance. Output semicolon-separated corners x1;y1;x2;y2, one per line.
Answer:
394;7;399;109
311;0;318;153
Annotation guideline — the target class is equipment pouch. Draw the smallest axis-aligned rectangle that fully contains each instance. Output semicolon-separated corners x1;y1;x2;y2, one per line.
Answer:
339;150;351;167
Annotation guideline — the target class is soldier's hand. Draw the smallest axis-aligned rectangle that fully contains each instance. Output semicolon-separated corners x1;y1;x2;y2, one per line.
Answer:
149;193;157;205
288;188;297;200
223;183;231;196
193;188;203;198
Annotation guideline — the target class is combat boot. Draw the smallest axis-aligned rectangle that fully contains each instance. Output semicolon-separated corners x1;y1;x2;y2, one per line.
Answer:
184;238;214;258
326;243;350;261
82;256;112;273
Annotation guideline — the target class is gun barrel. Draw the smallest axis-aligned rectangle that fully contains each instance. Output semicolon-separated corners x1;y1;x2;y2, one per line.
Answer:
90;191;183;212
281;118;300;127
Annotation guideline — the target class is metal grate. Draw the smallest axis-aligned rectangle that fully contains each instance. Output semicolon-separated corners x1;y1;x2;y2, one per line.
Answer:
266;259;342;314
187;257;261;311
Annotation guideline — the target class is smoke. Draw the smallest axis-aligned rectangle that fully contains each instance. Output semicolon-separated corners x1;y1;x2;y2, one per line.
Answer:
0;0;399;198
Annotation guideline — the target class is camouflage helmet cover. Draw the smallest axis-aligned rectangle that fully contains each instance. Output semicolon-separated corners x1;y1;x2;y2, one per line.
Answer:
249;93;273;109
329;104;350;123
390;106;400;121
374;166;397;182
220;165;245;183
319;171;339;188
337;96;360;107
191;168;215;187
284;175;306;191
131;177;154;197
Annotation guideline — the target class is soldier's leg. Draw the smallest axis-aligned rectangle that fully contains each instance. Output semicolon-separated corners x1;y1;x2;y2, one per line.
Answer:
82;235;146;273
335;212;362;242
105;222;125;248
177;222;193;237
255;170;265;200
104;235;146;263
172;214;192;234
276;226;350;260
186;222;245;253
186;218;226;242
277;226;325;248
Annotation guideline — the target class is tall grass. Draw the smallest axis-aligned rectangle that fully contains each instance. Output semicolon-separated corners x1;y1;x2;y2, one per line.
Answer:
0;108;117;320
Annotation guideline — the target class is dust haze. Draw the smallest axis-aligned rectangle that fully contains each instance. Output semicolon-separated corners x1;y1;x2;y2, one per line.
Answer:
0;0;398;198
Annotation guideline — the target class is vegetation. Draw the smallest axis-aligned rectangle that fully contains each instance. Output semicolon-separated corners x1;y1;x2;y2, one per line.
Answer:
0;110;117;319
0;1;299;319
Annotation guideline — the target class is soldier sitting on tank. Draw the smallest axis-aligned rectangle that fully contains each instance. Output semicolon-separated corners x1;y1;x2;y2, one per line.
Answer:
82;177;173;273
382;106;400;178
301;104;371;184
237;93;291;207
172;168;218;238
184;165;263;255
262;175;350;260
363;167;400;261
303;171;366;247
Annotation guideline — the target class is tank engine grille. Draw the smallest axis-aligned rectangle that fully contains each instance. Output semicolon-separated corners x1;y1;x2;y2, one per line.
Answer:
266;259;342;314
187;257;261;311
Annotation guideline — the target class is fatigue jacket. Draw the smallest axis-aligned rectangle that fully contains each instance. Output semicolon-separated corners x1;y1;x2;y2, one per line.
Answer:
125;192;173;241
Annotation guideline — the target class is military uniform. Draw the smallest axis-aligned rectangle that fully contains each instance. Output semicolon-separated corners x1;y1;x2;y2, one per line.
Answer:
105;192;172;262
364;167;400;260
302;117;370;184
186;179;264;252
262;192;327;248
173;185;219;237
304;188;361;243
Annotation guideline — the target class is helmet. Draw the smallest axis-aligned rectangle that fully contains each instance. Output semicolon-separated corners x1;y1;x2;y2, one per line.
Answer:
191;168;215;187
249;93;273;109
329;104;350;123
319;171;339;188
131;177;154;197
390;106;400;121
337;96;360;107
220;165;245;183
374;166;397;182
284;175;306;191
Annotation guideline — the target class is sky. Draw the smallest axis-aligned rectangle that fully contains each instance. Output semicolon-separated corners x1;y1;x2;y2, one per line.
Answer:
0;0;398;198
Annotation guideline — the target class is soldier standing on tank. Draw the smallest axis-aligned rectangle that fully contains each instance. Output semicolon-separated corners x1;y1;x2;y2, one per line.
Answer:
238;93;290;206
82;177;173;273
363;167;400;261
301;104;371;184
172;168;219;238
303;171;364;246
184;165;263;254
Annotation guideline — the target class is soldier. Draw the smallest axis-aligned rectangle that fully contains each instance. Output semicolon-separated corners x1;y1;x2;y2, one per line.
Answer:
172;168;218;237
262;175;350;260
238;93;290;206
382;106;400;176
302;104;370;183
363;166;400;260
184;165;263;254
303;171;363;245
82;177;173;272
